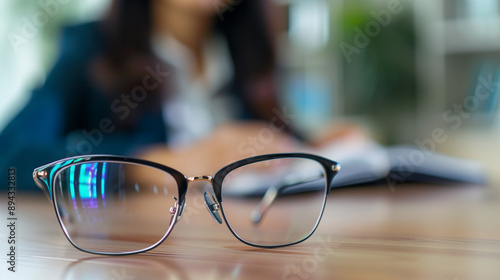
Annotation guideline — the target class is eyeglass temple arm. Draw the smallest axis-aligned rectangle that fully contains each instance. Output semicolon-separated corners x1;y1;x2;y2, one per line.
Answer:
250;162;301;225
250;163;341;225
250;174;325;225
250;185;279;224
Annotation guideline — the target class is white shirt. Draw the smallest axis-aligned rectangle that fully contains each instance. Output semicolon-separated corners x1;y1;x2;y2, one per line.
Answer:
151;33;237;148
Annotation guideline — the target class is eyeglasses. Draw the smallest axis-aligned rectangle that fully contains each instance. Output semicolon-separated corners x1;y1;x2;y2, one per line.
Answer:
33;153;340;255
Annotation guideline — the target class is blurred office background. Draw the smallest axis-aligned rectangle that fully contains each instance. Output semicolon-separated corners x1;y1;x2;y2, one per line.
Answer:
1;0;500;146
0;0;110;130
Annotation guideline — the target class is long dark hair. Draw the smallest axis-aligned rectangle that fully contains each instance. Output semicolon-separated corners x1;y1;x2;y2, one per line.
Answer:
94;0;279;122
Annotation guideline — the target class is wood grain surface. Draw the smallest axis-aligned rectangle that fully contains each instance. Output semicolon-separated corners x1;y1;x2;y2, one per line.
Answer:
1;182;499;280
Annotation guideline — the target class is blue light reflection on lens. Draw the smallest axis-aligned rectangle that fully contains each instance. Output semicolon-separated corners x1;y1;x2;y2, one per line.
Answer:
50;162;63;184
70;163;106;212
69;165;77;210
82;163;96;209
101;162;107;207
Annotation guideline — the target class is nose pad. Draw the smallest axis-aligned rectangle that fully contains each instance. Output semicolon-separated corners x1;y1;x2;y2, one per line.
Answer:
203;191;222;224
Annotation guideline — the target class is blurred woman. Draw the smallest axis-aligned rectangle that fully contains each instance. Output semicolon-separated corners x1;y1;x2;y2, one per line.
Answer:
0;0;298;189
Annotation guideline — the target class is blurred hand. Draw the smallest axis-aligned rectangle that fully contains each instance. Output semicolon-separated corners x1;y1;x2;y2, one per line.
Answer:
136;121;298;176
308;122;370;149
202;122;298;163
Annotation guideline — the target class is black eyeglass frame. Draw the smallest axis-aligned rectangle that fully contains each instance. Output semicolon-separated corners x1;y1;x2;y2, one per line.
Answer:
33;153;340;255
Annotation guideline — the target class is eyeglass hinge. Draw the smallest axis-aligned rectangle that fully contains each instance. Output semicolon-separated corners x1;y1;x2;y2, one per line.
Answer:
332;164;341;172
37;171;48;180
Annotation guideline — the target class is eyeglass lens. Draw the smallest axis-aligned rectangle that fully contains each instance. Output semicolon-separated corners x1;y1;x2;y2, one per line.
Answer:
220;157;328;247
53;161;179;254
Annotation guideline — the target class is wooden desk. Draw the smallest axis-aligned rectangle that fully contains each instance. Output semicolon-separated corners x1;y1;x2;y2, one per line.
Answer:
2;183;499;280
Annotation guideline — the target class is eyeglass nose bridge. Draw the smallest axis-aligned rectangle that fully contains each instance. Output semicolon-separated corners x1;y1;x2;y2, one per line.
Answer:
187;175;213;183
186;175;223;224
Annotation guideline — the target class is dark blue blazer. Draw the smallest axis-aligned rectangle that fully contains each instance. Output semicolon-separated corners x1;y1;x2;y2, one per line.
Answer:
0;22;248;191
